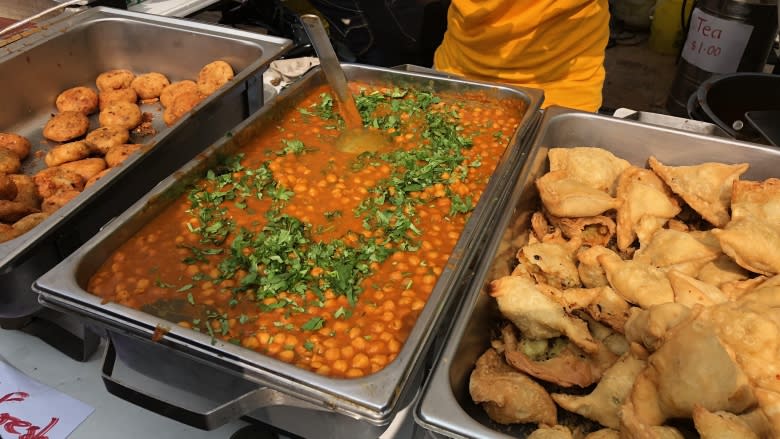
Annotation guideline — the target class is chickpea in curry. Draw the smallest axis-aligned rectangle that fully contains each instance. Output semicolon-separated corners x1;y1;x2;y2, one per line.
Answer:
88;83;526;378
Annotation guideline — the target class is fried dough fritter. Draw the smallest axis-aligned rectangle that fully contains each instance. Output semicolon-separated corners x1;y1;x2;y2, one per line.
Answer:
0;200;39;223
9;174;40;210
105;144;142;168
12;212;50;234
0;133;31;160
0;174;17;201
162;92;203;126
0;224;21;243
160;80;198;108
85;168;112;188
98;87;138;111
131;72;170;100
33;166;85;199
42;189;81;214
85;126;130;155
469;348;557;426
44;140;91;167
55;86;99;115
43;111;90;142
59;157;107;181
0;149;21;174
96;69;135;92
99;101;142;131
197;60;234;96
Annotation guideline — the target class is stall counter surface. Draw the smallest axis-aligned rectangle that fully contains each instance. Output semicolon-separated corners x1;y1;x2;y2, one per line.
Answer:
0;329;417;438
0;329;249;438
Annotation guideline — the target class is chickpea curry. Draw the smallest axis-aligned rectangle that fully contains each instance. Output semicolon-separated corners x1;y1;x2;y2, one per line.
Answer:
88;83;526;378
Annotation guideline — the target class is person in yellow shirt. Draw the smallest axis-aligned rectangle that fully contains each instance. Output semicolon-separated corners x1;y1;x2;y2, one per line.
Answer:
434;0;611;112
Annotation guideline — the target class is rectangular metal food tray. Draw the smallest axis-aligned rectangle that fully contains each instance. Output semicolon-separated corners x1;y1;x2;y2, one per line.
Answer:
413;106;780;438
0;7;290;318
33;63;543;431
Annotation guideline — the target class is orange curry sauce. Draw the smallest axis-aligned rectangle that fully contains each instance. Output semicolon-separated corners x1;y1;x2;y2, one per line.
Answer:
88;83;525;378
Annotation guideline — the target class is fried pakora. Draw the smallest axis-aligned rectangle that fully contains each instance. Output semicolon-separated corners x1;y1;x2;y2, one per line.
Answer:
55;86;98;115
59;158;107;181
160;80;198;108
98;87;138;110
85;126;130;155
197;60;234;96
163;92;203;126
0;133;31;159
131;72;170;100
96;69;135;92
42;190;81;214
44;141;91;167
99;101;142;131
105;144;142;168
33;166;85;199
469;348;557;426
43;111;90;142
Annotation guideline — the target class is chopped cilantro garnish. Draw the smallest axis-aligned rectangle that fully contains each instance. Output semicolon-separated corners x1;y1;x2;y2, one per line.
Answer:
301;317;325;331
155;279;174;288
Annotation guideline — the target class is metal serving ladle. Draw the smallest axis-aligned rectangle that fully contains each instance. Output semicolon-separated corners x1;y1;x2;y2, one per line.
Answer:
0;0;89;37
299;14;391;154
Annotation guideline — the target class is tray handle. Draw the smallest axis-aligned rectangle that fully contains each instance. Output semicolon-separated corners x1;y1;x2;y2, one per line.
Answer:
101;340;271;430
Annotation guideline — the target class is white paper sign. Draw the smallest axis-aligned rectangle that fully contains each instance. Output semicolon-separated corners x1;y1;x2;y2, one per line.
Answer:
681;8;754;74
0;359;93;439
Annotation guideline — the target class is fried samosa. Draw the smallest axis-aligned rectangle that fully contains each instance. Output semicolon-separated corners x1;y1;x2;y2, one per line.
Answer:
577;245;620;288
648;157;748;227
692;405;759;439
548;147;631;195
551;352;646;429
713;216;780;275
598;252;675;308
527;425;573;439
518;241;581;289
615;166;681;251
634;229;720;277
547;214;616;247
502;325;615;388
667;269;729;308
730;178;780;224
489;276;597;352
556;286;631;332
537;170;621;218
469;348;557;426
583;430;619;439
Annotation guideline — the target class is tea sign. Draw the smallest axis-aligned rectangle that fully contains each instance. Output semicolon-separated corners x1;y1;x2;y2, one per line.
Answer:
682;8;754;74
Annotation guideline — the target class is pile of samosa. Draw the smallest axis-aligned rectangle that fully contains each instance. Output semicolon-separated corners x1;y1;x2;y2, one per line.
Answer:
470;147;780;439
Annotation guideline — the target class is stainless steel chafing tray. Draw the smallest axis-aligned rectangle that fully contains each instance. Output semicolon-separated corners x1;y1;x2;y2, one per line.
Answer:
413;106;780;439
33;63;543;432
0;7;290;320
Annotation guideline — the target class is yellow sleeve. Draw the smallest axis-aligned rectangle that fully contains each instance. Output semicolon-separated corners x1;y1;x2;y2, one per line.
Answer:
434;0;610;112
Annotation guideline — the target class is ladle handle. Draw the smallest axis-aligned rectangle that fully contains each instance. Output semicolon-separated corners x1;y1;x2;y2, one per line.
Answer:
299;14;362;128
